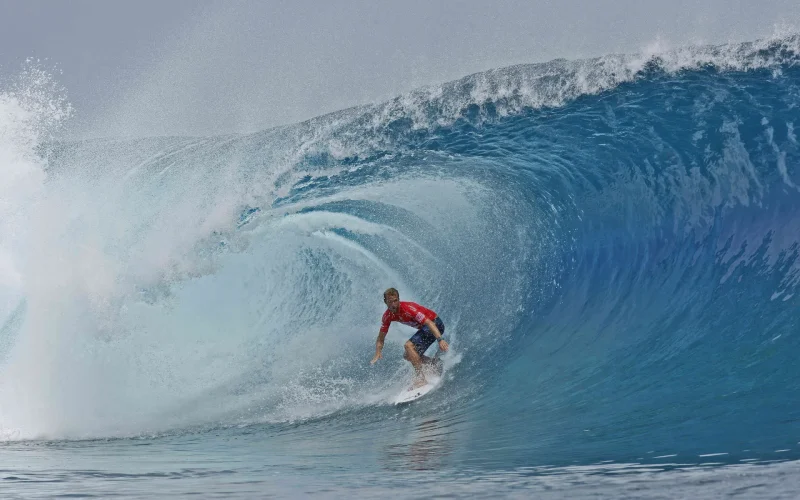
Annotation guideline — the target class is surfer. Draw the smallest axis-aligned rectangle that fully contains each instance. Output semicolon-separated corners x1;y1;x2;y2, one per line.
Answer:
370;288;449;388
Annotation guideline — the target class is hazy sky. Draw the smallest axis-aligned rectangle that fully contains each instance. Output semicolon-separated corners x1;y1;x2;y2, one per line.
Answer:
1;0;798;138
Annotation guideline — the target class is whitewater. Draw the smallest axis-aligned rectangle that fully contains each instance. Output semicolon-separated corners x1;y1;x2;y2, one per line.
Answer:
1;35;800;498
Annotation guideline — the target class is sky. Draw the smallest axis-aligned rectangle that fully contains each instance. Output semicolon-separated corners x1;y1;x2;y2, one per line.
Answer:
0;0;798;138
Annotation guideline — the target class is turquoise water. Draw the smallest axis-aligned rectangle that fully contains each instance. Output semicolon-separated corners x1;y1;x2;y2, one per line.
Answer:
1;36;800;497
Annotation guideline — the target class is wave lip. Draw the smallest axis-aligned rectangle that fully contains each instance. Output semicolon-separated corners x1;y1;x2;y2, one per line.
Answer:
313;33;800;142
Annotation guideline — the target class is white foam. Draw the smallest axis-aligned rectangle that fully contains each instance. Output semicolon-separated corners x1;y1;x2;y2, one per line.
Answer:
0;63;71;314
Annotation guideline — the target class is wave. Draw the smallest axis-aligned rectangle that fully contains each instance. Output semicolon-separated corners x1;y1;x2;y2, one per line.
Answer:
0;35;798;469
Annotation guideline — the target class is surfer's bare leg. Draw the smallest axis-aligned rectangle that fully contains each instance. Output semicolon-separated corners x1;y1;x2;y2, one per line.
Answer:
404;341;427;387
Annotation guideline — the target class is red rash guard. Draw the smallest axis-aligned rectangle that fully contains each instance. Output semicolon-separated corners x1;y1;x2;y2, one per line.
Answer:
380;301;437;334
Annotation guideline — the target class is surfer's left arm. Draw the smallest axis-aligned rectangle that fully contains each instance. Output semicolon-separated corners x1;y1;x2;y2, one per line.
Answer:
423;318;449;352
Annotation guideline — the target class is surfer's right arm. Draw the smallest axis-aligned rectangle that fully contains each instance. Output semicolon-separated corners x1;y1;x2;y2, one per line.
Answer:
371;331;388;364
372;312;392;364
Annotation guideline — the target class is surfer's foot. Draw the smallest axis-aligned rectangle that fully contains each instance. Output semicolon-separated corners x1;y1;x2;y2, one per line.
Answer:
412;377;428;389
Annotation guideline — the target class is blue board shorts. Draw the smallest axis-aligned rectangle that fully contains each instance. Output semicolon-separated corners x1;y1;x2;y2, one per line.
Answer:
408;317;445;356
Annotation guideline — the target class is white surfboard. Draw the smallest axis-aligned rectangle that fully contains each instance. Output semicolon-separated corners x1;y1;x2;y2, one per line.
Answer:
394;374;442;404
393;355;444;404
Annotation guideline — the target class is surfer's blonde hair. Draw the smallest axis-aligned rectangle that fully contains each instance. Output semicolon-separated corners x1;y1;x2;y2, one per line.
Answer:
383;288;399;301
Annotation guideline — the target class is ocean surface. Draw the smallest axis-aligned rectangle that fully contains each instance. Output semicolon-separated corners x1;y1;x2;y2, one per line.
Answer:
1;35;800;498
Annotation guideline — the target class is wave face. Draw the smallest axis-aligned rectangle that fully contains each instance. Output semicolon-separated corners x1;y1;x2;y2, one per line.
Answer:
1;36;800;478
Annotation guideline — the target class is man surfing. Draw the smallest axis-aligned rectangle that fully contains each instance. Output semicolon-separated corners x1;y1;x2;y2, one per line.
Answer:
370;288;449;388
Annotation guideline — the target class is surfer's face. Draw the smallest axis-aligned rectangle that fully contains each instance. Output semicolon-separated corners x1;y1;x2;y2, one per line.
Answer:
384;295;400;312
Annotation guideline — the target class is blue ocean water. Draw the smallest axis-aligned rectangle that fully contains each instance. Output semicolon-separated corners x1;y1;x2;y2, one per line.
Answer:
1;36;800;497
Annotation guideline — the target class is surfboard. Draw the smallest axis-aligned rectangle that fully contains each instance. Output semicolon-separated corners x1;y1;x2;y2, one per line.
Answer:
394;374;442;404
393;356;444;404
